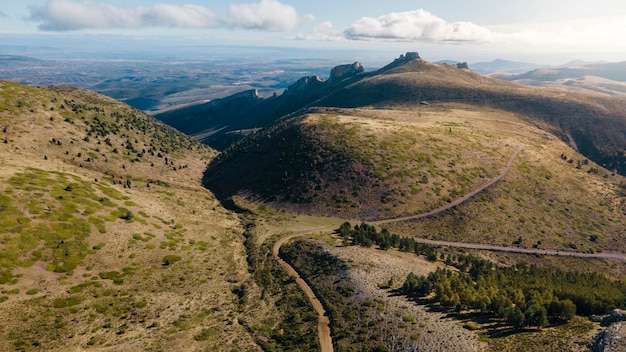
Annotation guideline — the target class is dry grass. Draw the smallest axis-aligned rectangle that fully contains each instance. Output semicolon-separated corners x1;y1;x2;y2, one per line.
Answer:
2;70;625;351
356;105;625;252
0;81;257;351
211;103;625;252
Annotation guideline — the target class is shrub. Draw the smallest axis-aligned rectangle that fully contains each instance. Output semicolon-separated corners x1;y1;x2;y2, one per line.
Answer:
162;255;181;266
53;296;83;308
194;327;217;341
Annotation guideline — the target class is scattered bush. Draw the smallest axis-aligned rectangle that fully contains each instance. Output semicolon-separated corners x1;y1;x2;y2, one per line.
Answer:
162;255;181;266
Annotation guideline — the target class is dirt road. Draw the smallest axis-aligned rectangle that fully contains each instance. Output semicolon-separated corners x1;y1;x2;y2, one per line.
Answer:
271;144;624;351
412;237;626;263
273;233;334;352
375;146;522;224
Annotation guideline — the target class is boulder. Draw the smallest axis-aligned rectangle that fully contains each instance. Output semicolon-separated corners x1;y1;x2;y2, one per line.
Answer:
457;62;469;69
394;52;421;64
591;315;604;323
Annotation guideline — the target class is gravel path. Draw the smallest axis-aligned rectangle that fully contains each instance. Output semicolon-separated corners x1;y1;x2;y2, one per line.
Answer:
410;238;626;263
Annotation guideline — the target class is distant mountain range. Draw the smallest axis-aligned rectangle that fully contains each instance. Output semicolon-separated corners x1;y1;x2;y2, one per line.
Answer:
157;53;626;177
492;61;626;82
490;61;626;98
438;59;544;74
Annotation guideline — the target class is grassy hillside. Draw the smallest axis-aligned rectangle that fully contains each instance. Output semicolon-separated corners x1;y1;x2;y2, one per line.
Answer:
163;56;626;175
205;107;507;219
318;60;626;175
205;103;626;252
0;81;257;351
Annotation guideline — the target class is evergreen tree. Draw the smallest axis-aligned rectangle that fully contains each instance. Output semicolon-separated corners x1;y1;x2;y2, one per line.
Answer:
504;306;525;329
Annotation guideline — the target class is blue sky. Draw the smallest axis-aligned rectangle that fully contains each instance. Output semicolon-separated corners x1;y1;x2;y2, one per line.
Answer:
1;0;626;63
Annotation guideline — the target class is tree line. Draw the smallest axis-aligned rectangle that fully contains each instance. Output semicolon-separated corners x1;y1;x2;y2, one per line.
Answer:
335;222;626;330
337;221;438;261
402;253;626;329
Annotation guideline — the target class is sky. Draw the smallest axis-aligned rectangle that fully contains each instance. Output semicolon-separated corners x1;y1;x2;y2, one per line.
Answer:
1;0;626;64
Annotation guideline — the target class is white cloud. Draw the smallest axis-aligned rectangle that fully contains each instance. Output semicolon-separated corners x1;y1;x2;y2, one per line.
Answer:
343;9;494;44
301;14;316;23
149;4;222;28
300;9;626;53
228;0;301;31
29;0;305;32
296;21;344;41
30;0;221;31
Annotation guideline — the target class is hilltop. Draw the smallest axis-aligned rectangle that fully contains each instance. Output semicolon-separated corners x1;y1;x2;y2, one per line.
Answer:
159;53;626;176
493;61;626;84
0;81;257;351
204;103;626;252
492;61;626;99
200;53;626;254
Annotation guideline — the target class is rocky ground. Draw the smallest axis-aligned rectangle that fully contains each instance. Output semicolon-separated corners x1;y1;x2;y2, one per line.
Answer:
325;243;487;352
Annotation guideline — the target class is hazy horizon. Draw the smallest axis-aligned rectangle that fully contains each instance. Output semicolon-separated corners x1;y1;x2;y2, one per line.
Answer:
0;35;621;69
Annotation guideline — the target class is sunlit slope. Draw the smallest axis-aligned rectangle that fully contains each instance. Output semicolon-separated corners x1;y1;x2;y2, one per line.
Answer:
205;104;626;251
0;81;254;351
318;60;626;175
159;56;626;175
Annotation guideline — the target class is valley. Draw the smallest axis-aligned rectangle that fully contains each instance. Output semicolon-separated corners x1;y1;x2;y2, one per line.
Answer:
1;52;625;352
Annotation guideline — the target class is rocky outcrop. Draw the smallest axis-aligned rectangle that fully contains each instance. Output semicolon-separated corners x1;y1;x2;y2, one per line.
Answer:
456;62;469;69
285;75;325;95
601;309;626;326
393;52;421;64
591;322;626;352
221;89;260;102
589;310;626;352
329;62;364;81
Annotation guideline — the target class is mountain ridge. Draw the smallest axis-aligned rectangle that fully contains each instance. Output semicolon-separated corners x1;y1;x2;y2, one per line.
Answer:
157;53;626;176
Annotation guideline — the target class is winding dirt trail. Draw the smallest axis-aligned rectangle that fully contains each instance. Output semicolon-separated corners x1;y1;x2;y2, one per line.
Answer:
410;237;626;263
273;233;334;352
375;146;523;224
271;144;624;351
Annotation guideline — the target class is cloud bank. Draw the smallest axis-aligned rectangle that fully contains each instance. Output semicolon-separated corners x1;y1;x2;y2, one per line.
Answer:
228;0;300;31
296;21;343;41
343;9;494;43
30;0;303;31
301;9;625;51
497;17;626;49
28;1;626;52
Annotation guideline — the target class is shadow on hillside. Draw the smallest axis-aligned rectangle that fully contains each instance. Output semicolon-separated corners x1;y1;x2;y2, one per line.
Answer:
386;288;548;340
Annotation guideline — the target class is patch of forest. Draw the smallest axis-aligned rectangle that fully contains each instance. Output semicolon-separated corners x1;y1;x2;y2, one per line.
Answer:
337;221;438;260
337;222;626;330
280;239;421;352
238;220;320;352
